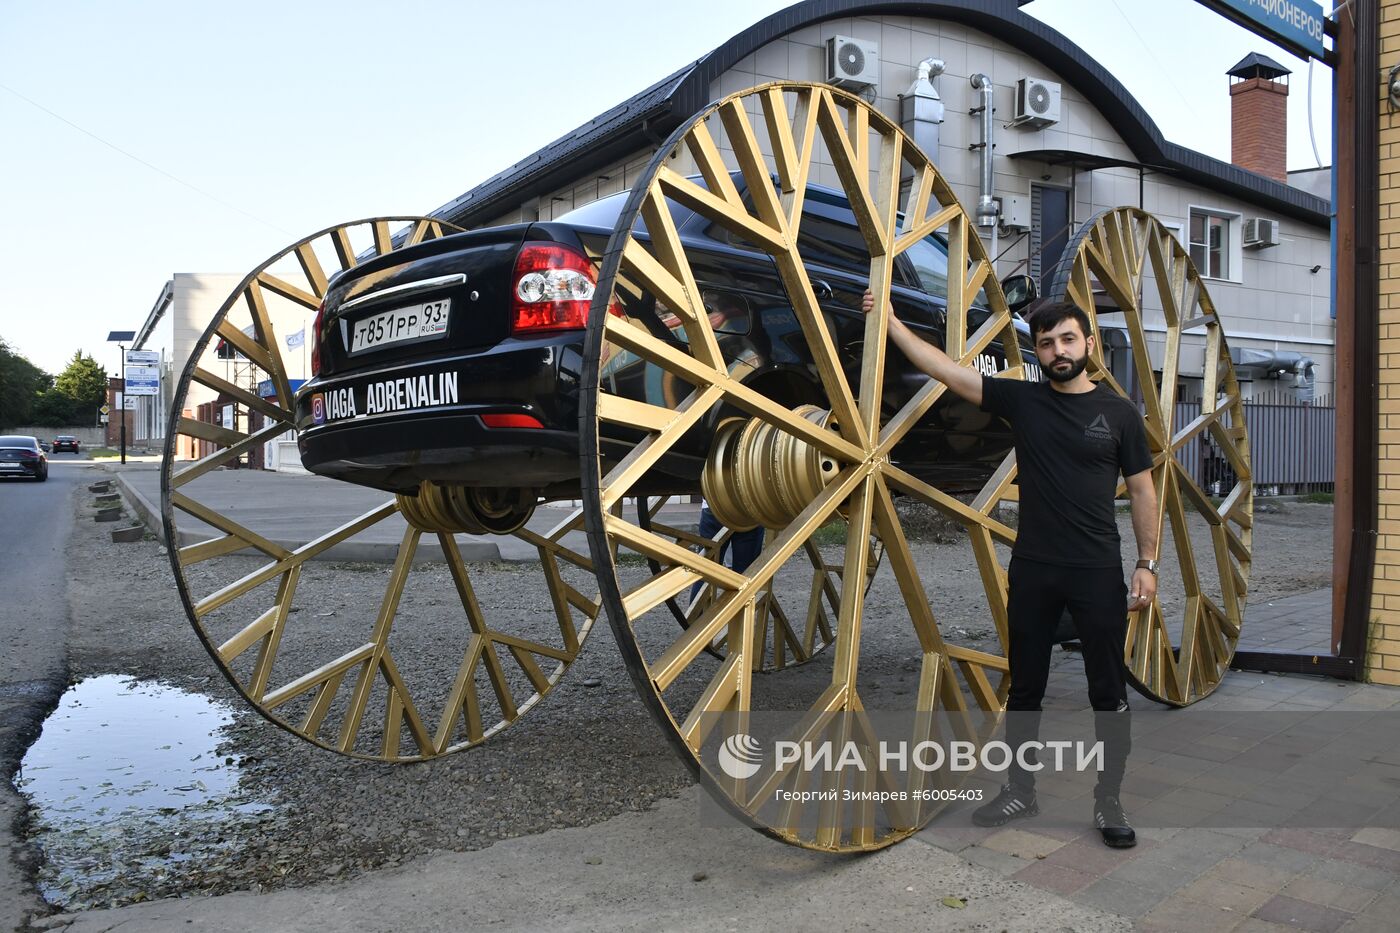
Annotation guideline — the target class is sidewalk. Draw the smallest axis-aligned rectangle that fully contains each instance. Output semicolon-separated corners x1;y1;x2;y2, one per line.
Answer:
109;464;701;563
919;586;1400;933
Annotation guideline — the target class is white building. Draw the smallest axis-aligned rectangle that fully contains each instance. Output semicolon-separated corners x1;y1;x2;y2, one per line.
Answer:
429;0;1332;401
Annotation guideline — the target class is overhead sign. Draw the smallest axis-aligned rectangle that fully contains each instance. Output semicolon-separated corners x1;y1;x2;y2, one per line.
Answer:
1193;0;1327;63
125;349;160;367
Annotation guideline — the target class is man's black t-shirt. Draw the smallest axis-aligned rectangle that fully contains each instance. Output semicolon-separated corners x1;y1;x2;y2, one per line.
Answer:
980;376;1153;567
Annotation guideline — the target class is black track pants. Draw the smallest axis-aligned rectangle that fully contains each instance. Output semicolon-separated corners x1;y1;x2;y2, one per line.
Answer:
1003;557;1131;797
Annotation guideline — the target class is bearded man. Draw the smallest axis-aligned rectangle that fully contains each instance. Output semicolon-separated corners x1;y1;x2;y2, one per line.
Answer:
862;292;1157;848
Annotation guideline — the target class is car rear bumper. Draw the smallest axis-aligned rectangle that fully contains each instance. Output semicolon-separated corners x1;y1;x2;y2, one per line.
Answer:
296;337;587;494
0;463;44;478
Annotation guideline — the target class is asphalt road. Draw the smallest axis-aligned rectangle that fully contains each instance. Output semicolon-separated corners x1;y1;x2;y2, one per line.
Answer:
0;453;90;930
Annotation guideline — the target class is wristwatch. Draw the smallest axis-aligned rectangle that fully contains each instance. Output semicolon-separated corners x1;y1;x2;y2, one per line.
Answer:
1135;559;1159;575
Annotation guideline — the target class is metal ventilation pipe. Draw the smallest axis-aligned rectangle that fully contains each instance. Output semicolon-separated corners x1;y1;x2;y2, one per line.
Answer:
900;58;945;164
969;73;998;228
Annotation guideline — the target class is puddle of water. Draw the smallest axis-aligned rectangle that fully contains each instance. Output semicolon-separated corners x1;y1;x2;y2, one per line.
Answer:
13;675;275;907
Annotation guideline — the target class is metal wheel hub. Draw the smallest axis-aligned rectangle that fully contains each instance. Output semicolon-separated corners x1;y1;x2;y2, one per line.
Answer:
397;482;536;535
702;405;841;531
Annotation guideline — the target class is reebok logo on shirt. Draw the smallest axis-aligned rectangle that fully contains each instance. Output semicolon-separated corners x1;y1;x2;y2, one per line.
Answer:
1084;413;1113;442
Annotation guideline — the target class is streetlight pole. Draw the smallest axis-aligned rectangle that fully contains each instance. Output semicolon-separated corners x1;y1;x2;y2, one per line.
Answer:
119;344;127;465
107;330;136;467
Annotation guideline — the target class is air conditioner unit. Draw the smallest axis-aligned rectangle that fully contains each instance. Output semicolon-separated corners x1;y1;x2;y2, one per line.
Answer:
1012;77;1061;128
826;36;879;90
1243;217;1279;248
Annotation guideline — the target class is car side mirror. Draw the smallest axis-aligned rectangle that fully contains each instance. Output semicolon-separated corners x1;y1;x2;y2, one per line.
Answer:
1001;274;1037;312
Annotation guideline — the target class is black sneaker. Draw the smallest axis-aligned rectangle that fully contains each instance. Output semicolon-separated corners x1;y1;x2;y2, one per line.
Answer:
972;784;1039;827
1094;795;1136;848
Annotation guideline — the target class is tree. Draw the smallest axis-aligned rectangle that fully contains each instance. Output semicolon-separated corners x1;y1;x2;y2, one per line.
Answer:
52;351;109;423
0;338;52;428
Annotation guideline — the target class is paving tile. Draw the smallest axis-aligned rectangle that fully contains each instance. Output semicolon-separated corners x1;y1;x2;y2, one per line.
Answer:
1139;896;1248;933
1177;874;1276;913
1263;829;1347;857
1236;841;1325;875
1070;875;1167;918
1350;827;1400;852
1213;856;1302;894
1252;894;1354;933
1352;890;1400;918
978;827;1065;859
1336;915;1400;933
1309;858;1397;892
958;843;1028;877
1010;859;1095;895
1105;858;1200;895
1041;835;1145;876
1235;920;1307;933
1279;877;1378;913
1332;840;1400;873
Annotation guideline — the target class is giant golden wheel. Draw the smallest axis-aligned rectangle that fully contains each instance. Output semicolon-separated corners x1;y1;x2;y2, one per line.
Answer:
1043;206;1252;706
161;217;612;761
580;83;1029;851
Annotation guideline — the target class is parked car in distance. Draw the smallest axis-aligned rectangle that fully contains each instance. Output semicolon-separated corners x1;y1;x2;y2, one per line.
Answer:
0;436;48;481
51;436;80;453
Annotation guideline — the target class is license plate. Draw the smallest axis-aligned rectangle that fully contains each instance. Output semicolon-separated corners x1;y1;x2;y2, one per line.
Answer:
350;299;451;354
0;464;21;471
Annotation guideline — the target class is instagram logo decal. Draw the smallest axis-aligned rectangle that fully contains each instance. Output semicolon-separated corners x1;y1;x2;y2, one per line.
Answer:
311;393;326;425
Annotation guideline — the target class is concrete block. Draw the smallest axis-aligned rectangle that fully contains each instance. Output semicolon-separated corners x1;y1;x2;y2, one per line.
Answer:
110;525;144;543
95;493;120;504
94;507;122;523
87;482;112;493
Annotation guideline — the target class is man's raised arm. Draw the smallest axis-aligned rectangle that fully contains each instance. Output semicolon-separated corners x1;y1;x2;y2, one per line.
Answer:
861;289;983;406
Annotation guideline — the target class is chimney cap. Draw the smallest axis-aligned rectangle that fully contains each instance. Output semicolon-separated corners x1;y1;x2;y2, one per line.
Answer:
1227;53;1291;81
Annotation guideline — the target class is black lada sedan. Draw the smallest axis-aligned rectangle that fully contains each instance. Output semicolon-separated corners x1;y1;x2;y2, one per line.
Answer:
295;179;1040;502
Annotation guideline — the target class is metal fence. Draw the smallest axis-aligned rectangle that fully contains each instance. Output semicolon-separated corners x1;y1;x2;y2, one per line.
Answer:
1168;393;1335;495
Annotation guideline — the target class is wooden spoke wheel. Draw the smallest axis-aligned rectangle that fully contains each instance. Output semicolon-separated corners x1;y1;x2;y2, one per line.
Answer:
580;84;1030;851
637;496;884;672
1044;206;1252;706
163;218;602;761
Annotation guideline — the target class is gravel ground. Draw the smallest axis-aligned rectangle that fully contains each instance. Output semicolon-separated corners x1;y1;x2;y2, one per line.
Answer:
34;490;1334;909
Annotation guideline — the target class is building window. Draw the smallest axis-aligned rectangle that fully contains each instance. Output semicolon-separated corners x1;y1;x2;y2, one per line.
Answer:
1189;210;1233;280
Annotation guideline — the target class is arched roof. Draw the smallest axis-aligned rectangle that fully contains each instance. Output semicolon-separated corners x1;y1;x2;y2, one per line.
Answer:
432;0;1327;228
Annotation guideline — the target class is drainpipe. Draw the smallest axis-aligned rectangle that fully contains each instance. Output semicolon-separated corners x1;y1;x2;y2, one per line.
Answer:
900;58;945;170
969;74;998;229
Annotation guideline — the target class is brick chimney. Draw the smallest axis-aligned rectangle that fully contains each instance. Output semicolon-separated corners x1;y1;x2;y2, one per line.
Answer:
1228;53;1290;183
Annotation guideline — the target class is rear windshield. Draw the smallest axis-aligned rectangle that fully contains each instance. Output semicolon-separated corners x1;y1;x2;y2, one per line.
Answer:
56;436;76;441
0;436;39;449
555;187;700;232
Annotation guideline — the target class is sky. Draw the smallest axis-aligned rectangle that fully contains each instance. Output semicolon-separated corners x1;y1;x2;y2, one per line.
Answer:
0;0;1336;379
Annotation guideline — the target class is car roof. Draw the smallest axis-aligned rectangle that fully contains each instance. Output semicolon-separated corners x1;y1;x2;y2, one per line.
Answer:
0;435;39;446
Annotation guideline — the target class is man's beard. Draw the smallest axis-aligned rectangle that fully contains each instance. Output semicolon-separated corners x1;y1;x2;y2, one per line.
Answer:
1046;353;1087;383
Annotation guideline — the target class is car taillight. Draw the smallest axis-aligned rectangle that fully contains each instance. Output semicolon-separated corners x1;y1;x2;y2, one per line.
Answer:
511;242;623;335
481;413;544;429
311;299;326;376
20;450;39;461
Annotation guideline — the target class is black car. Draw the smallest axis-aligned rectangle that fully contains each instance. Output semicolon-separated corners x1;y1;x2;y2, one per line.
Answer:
295;178;1041;501
51;435;80;453
0;436;48;481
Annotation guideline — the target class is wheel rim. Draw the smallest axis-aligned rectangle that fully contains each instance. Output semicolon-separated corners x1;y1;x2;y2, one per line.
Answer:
580;83;1029;851
162;217;601;761
637;496;883;671
1044;206;1253;706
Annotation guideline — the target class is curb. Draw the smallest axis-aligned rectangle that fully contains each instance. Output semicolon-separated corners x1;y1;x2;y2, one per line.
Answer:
112;471;503;563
